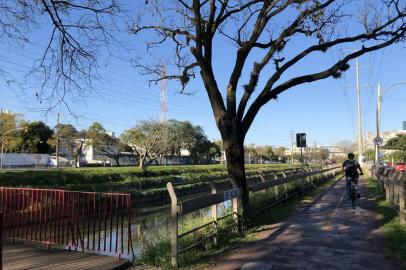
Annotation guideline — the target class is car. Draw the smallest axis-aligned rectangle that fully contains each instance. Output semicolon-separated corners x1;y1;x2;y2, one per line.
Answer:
395;162;406;172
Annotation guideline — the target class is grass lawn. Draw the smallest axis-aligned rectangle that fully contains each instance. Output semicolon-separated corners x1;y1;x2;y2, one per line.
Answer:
0;164;298;196
365;177;406;265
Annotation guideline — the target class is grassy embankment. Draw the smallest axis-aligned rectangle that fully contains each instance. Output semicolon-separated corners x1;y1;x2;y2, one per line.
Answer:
0;164;298;197
137;171;342;269
365;177;406;265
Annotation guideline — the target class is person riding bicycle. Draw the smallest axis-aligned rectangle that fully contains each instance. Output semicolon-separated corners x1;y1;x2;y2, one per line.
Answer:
342;153;363;199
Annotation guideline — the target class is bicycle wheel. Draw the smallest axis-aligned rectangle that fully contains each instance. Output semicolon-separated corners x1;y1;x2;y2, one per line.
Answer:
351;182;356;209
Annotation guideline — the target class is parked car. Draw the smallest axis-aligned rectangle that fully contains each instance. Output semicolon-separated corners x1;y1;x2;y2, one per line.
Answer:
380;161;390;167
395;162;406;172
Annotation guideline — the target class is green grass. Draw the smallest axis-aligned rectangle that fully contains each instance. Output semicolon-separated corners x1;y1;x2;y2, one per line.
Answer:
0;164;298;196
137;212;247;269
365;177;406;264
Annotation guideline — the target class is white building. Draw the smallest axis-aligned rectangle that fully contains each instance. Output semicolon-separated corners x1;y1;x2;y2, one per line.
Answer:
364;130;406;150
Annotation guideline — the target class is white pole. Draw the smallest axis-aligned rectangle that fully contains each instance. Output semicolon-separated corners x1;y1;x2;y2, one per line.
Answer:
375;83;382;164
0;134;5;169
356;57;363;166
56;112;60;168
291;130;294;164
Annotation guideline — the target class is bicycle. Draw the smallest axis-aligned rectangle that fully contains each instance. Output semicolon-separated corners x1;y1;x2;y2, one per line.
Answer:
348;173;362;209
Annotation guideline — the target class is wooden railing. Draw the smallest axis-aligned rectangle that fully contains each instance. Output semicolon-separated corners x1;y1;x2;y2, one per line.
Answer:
373;166;406;223
167;165;341;267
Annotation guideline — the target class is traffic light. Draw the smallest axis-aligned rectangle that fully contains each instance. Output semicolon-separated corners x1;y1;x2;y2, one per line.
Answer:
296;133;306;148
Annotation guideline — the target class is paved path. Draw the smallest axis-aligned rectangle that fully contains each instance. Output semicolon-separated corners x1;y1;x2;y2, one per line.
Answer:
207;177;401;270
2;242;131;270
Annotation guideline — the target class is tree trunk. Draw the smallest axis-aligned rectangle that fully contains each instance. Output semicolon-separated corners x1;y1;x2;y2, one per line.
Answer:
115;156;120;167
139;156;147;174
74;155;78;168
223;137;250;223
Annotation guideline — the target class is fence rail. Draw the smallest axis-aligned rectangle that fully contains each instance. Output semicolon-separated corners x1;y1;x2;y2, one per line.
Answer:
373;166;406;223
0;187;133;258
167;165;341;267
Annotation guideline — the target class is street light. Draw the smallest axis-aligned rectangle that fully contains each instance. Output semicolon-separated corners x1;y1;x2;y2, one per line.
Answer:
375;82;406;164
0;127;25;169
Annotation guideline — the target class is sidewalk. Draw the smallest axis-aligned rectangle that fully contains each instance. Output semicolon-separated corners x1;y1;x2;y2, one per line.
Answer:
205;177;401;270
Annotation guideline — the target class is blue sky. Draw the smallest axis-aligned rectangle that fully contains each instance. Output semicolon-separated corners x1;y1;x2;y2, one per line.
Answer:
1;3;406;148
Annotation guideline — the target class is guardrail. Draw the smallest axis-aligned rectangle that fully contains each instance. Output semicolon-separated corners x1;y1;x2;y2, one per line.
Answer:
167;165;341;267
0;187;133;258
373;166;406;224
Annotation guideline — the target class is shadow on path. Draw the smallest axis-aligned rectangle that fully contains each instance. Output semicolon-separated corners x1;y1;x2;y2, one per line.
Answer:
206;178;401;270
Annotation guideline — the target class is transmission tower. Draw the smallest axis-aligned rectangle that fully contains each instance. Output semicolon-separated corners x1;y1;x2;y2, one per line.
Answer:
159;64;168;123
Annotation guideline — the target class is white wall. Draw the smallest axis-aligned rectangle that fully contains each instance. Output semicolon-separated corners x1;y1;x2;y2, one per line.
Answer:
0;153;49;167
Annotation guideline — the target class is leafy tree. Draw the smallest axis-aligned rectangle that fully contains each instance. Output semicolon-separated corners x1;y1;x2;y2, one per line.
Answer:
363;149;375;162
0;111;24;152
17;121;53;154
49;124;85;168
121;120;178;173
209;141;221;159
274;147;287;161
168;120;212;158
255;145;275;162
383;134;406;162
87;122;132;166
385;151;406;163
244;143;257;163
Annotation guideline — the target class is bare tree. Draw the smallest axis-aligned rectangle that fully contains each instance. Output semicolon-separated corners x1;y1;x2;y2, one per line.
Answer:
48;124;85;168
0;0;121;111
87;122;131;166
132;0;406;218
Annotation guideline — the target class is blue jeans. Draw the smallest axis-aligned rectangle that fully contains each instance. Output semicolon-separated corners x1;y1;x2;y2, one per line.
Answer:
346;176;358;199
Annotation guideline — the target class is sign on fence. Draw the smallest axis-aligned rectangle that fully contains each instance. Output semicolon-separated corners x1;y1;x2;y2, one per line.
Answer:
224;188;240;201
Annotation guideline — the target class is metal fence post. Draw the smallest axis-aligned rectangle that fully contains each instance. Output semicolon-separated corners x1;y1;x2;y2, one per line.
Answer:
280;172;288;201
399;174;406;224
167;182;178;267
385;170;391;202
273;174;279;200
300;167;305;196
259;172;267;194
209;182;217;246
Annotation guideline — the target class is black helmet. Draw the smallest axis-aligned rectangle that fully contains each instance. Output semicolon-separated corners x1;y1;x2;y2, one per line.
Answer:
348;153;355;159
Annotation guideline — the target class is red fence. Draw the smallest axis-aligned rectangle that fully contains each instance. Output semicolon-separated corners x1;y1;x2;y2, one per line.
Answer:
0;187;133;258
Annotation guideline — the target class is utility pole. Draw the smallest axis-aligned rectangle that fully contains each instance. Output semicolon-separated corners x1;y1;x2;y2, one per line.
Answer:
375;83;382;164
375;82;406;165
56;112;60;168
355;57;363;166
291;130;294;164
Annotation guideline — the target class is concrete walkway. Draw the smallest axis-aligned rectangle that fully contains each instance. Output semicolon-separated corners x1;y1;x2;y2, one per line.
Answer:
206;177;401;270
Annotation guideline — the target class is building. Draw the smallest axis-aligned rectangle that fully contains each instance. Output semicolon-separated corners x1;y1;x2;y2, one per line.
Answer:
318;145;346;159
364;130;406;150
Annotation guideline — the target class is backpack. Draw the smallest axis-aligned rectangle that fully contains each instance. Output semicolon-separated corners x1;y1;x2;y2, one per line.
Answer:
345;160;358;177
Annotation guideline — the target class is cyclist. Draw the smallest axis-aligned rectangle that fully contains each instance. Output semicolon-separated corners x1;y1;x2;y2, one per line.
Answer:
342;153;363;199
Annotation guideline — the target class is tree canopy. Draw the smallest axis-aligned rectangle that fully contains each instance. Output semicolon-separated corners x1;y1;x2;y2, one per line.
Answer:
383;134;406;162
18;121;54;154
48;124;85;167
87;122;132;166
